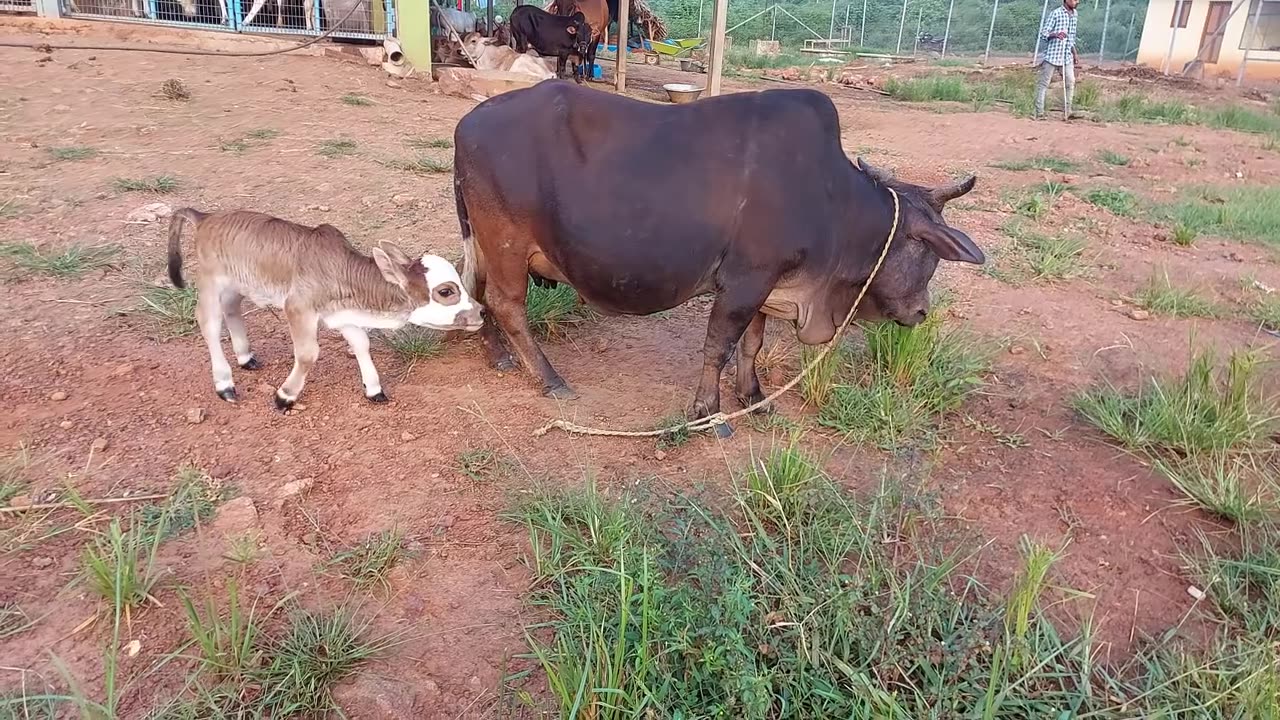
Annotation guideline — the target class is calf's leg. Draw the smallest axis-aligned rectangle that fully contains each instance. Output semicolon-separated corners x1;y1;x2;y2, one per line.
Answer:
276;301;320;410
734;311;771;412
220;291;260;370
197;279;237;402
339;326;388;402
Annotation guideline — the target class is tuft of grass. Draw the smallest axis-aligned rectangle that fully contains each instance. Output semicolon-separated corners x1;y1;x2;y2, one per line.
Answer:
798;342;848;407
1099;94;1194;125
884;74;972;102
379;326;442;362
223;531;263;566
136;285;198;337
457;447;510;483
1182;522;1280;637
993;155;1077;173
1153;453;1279;523
0;242;119;278
817;311;988;447
179;578;265;680
1074;346;1275;455
80;516;165;613
1083;187;1138;216
1170;222;1198;246
159;78;191;101
340;93;374;106
653;413;692;451
382;156;452;175
526;280;594;340
0;693;59;720
406;136;453;149
218;139;249;154
993;221;1089;282
1134;270;1220;318
1098;149;1131;166
113;175;179;193
1205;105;1280;135
0;447;31;507
245;128;279;140
1244;291;1280;332
48;146;97;161
1160;186;1280;247
329;528;407;592
316;138;358;158
138;465;229;540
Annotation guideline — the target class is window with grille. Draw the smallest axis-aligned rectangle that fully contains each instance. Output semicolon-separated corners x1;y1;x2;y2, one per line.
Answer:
1241;0;1280;49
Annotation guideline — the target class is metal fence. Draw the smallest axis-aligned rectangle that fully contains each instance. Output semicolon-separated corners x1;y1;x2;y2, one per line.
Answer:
60;0;394;40
644;0;1147;62
1;0;37;13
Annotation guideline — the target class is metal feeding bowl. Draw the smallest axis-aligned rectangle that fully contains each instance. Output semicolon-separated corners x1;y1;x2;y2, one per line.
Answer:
663;83;704;104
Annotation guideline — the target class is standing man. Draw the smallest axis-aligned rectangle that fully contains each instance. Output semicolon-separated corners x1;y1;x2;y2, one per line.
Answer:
1035;0;1079;120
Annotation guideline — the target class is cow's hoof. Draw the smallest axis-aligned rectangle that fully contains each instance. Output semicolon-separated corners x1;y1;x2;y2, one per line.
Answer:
367;391;389;404
273;392;295;412
544;383;578;401
711;422;734;439
737;392;772;414
493;356;518;372
240;357;262;371
216;387;238;403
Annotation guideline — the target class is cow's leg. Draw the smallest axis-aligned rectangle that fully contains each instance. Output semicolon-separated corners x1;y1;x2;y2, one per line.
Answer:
220;290;260;370
585;37;598;80
340;326;388;403
557;53;570;80
276;301;320;411
734;311;771;413
691;286;770;427
242;0;266;24
197;279;238;403
485;269;574;399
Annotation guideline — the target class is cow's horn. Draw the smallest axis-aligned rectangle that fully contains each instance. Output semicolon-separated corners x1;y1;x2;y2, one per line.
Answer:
856;156;894;184
929;175;977;206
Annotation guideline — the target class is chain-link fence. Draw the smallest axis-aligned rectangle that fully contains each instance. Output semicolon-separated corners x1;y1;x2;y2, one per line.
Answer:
581;0;1149;62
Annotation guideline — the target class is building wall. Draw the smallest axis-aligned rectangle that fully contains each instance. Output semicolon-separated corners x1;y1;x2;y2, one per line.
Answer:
1137;0;1280;79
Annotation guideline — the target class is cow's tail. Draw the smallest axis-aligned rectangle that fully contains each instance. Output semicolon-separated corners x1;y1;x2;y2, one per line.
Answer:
167;207;207;289
455;176;482;298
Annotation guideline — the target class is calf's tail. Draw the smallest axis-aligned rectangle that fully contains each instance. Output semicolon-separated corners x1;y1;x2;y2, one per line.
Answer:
455;176;481;297
167;207;207;289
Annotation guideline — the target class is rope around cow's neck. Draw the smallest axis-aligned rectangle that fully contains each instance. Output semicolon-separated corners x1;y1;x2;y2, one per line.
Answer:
533;186;901;438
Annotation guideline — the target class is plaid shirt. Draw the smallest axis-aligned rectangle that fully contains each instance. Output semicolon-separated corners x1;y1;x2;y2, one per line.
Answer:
1039;6;1078;66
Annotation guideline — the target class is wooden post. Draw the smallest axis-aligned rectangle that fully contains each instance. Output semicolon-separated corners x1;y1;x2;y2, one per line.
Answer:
706;0;729;95
615;0;630;91
396;0;432;77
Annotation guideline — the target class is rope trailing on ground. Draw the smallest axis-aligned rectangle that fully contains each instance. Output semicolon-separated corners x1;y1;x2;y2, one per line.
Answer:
533;187;901;439
0;0;366;57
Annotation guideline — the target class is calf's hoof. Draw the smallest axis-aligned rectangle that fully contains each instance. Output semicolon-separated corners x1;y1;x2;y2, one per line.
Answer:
239;357;262;371
216;387;238;403
367;391;389;404
273;392;295;412
543;383;578;401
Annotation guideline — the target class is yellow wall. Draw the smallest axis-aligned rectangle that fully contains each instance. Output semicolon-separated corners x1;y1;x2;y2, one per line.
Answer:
396;0;432;74
1136;0;1280;79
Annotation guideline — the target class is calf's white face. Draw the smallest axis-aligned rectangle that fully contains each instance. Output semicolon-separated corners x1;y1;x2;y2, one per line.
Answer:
371;244;484;332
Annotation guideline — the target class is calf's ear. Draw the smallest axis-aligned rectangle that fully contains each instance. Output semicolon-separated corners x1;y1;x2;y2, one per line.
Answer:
566;25;577;34
373;241;412;287
916;223;985;265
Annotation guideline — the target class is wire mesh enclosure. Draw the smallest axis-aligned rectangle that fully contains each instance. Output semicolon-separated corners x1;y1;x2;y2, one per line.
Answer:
0;0;37;13
60;0;394;40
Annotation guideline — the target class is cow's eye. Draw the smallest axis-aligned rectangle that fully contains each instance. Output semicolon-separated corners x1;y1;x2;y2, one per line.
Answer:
439;287;454;297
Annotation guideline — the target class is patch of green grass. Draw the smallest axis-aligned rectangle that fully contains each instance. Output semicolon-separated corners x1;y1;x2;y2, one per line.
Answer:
1205;105;1280;135
725;46;812;69
931;57;976;67
1073;79;1101;109
0;692;59;720
653;413;692;451
992;155;1077;173
1160;186;1280;247
218;139;249;154
245;128;279;140
1170;222;1198;246
80;516;165;612
0;446;30;506
1074;346;1275;455
138;465;230;540
1100;94;1194;125
48;146;97;161
1183;522;1280;637
0;242;119;278
379;326;442;362
993;220;1089;282
884;74;972;102
1134;270;1220;318
406;136;453;149
316;138;358;158
816;311;988;447
382;155;452;175
1083;187;1139;216
223;531;263;566
329;528;407;592
1153;453;1279;523
1098;149;1130;166
1009;181;1065;221
136;285;197;337
457;447;510;483
1245;292;1280;332
179;578;266;680
798;342;848;407
340;93;374;106
526;280;594;340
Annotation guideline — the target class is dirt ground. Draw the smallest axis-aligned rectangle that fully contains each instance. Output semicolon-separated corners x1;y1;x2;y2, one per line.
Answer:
1;26;1279;719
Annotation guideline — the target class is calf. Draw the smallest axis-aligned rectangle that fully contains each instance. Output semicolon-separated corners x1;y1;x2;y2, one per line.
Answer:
509;5;591;81
167;209;483;409
461;33;556;80
549;0;607;80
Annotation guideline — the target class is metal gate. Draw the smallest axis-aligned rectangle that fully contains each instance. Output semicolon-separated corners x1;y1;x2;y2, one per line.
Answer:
60;0;394;40
1;0;37;13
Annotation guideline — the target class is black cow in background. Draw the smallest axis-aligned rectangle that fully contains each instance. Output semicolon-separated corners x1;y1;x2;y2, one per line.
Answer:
509;5;592;81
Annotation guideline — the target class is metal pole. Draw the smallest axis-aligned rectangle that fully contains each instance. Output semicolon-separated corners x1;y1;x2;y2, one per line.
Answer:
697;0;703;37
913;3;922;55
859;0;867;46
615;0;629;91
771;3;777;40
1033;0;1050;62
706;0;728;95
896;0;908;53
1097;0;1111;63
844;4;851;40
942;0;955;56
985;0;999;62
486;0;493;36
1238;0;1264;85
1162;0;1183;73
1123;9;1135;59
829;0;838;41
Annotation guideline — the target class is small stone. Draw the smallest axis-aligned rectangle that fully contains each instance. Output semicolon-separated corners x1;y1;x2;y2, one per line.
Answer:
59;420;73;430
187;408;206;424
293;403;308;411
318;205;331;212
276;476;315;507
126;202;173;224
1008;345;1026;356
441;515;456;528
302;531;318;546
52;104;71;112
1187;585;1205;601
654;449;667;460
401;431;416;442
386;79;402;88
32;556;53;568
125;639;142;657
1127;308;1151;321
391;193;417;206
8;494;33;509
49;390;67;401
91;437;108;452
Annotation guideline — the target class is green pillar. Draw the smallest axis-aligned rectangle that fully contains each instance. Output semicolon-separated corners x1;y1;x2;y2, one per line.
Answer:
397;0;433;75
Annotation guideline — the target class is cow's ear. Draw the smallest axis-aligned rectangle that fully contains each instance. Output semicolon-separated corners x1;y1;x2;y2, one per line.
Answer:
373;242;412;287
566;25;577;34
916;223;985;265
